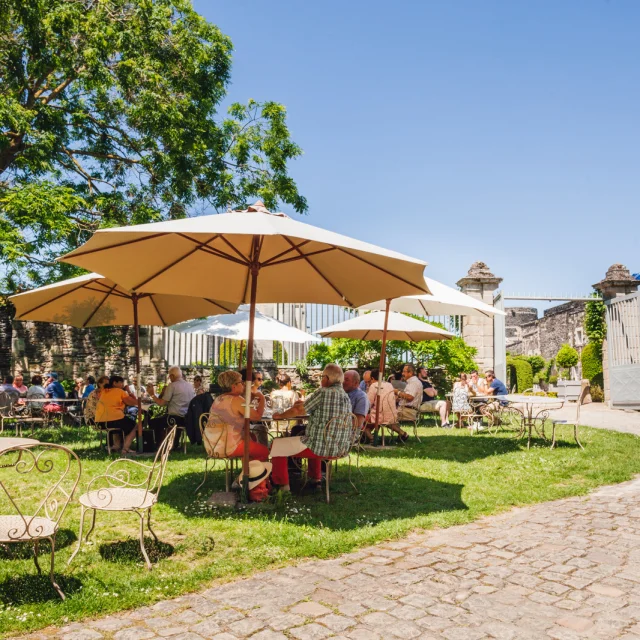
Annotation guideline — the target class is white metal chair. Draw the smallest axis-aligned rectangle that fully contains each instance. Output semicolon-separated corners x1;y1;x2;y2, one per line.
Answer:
550;387;588;450
0;442;81;599
68;426;176;570
196;411;241;493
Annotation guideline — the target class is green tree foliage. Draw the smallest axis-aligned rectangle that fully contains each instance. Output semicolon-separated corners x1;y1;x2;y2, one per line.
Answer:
526;355;546;376
506;356;533;392
556;343;579;370
581;342;603;386
584;294;607;349
0;0;306;290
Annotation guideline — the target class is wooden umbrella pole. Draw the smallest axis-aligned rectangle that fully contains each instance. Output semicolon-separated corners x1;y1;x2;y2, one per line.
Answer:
132;294;144;454
373;299;391;446
242;262;259;501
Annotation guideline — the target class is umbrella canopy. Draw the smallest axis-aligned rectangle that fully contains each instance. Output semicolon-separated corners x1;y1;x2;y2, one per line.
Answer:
59;202;430;306
58;201;429;491
358;276;505;318
10;273;237;328
317;311;453;341
170;306;321;343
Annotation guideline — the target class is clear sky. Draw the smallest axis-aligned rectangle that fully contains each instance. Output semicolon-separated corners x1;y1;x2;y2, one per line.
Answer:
194;0;639;310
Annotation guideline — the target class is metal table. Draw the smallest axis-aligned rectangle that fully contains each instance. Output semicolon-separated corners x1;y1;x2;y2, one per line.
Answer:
499;395;564;448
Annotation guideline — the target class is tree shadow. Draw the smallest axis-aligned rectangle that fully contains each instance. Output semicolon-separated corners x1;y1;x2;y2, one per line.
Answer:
161;467;467;532
366;433;523;463
0;529;76;561
98;538;174;565
0;574;83;605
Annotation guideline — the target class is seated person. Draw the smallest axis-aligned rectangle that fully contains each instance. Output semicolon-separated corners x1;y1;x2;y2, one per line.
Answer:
469;370;488;395
343;370;370;434
485;370;508;406
203;370;269;461
82;375;96;398
452;373;472;427
270;373;298;412
240;368;268;446
94;375;138;451
418;366;451;428
12;374;28;397
388;371;406;391
365;369;402;443
359;370;372;392
193;375;206;395
26;375;46;400
45;372;66;400
271;363;353;492
142;366;196;451
84;375;109;423
395;364;424;426
0;375;20;405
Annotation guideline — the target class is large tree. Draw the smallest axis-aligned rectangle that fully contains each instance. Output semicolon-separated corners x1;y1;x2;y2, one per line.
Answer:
0;0;307;290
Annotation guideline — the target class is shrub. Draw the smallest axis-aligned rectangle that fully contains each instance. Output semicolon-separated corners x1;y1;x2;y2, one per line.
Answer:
590;384;604;403
581;342;603;383
506;356;533;392
305;343;332;368
556;344;579;370
526;355;546;376
549;375;558;385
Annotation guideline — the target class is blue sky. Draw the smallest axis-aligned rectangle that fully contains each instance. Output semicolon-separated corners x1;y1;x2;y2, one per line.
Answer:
194;0;639;310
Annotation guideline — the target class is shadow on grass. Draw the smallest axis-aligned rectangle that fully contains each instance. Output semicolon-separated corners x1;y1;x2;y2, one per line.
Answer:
161;466;467;531
0;574;83;605
99;537;174;564
368;433;523;462
0;529;77;561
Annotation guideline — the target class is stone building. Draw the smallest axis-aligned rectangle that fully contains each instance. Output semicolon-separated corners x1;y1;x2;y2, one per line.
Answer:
506;301;587;359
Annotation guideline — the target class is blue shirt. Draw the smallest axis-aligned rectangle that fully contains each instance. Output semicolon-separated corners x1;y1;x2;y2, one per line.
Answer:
347;387;370;417
82;384;95;398
490;378;508;397
46;381;66;400
359;380;367;392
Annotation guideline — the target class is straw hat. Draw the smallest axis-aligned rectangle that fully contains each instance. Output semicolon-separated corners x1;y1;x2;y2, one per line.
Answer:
237;460;272;490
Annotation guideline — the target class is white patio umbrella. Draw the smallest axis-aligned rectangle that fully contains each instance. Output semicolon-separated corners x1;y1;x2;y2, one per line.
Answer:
170;306;321;343
358;275;506;318
10;273;237;452
318;311;453;442
58;201;429;491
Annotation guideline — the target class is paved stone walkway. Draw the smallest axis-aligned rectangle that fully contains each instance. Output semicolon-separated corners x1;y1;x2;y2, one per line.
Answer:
26;476;640;640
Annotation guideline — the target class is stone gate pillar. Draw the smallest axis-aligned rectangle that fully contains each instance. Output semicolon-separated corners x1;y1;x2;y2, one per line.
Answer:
593;264;639;406
456;262;503;372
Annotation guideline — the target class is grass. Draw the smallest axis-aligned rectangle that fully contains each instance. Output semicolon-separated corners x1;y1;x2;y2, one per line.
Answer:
1;421;640;636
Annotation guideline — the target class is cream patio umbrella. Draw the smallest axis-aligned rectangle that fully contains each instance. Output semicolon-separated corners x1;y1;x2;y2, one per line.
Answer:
10;273;237;452
359;275;505;318
58;201;429;490
318;311;453;443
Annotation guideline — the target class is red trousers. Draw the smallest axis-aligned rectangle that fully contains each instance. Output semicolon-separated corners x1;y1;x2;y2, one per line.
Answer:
271;448;323;486
230;440;270;462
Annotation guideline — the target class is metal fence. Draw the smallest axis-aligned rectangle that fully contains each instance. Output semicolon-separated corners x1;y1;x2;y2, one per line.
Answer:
161;303;463;368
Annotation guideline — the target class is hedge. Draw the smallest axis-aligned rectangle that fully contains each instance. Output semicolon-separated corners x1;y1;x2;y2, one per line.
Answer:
581;342;603;387
506;356;533;392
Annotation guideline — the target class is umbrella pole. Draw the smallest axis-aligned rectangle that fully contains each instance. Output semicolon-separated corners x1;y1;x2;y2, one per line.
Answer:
242;266;259;501
132;294;144;454
374;299;391;446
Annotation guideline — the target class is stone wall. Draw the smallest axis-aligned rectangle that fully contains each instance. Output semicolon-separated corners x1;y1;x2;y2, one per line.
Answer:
506;301;586;360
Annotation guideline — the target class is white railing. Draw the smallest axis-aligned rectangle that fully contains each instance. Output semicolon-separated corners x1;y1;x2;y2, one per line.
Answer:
607;292;640;367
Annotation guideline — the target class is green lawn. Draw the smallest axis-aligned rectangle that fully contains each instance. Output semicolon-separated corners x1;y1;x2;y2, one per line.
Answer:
1;422;640;637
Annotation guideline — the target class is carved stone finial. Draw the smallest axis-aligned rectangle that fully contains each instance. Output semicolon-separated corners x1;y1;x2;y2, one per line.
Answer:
594;263;639;300
456;262;503;289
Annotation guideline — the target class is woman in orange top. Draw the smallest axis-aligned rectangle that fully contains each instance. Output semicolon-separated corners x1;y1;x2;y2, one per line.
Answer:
95;375;138;452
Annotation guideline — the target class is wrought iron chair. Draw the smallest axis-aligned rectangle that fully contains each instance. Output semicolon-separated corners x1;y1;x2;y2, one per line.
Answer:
370;390;401;445
166;416;188;454
0;442;81;599
68;426;176;570
15;393;47;436
315;413;360;504
0;390;18;434
550;387;588;450
196;411;242;492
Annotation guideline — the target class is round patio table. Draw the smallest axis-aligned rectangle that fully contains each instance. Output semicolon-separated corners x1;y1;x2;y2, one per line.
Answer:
499;395;564;449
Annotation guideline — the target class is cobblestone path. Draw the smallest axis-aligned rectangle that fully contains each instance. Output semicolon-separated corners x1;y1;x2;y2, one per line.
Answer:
26;478;640;640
